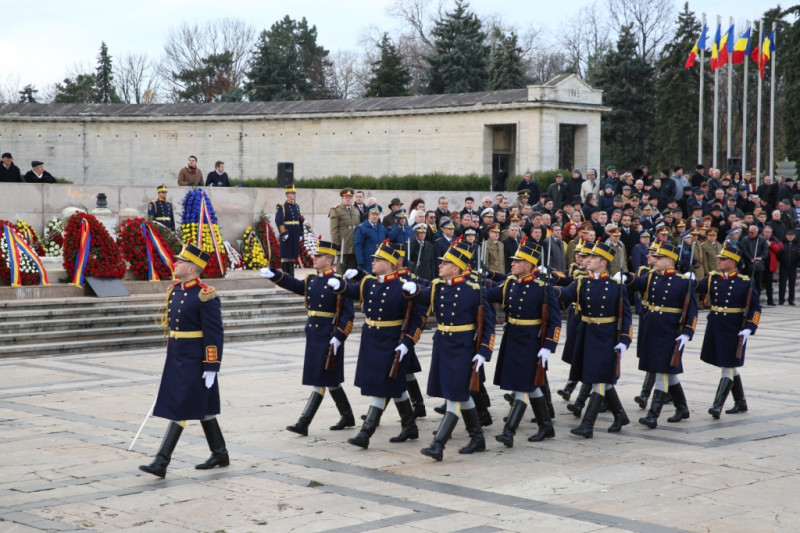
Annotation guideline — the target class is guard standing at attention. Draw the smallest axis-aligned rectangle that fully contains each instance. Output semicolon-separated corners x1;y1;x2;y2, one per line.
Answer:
695;242;760;418
147;184;176;231
276;183;303;276
139;244;228;478
403;240;496;461
261;239;356;436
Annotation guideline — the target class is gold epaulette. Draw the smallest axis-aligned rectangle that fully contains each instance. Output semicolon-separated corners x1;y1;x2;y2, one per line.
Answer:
677;273;689;279
534;278;547;287
709;270;720;276
739;274;751;281
466;280;480;290
198;283;217;301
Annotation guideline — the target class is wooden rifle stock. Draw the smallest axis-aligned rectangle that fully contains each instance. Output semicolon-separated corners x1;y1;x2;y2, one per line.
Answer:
389;302;415;379
470;305;484;391
670;283;692;367
325;293;344;371
615;288;623;379
533;300;548;386
735;285;754;360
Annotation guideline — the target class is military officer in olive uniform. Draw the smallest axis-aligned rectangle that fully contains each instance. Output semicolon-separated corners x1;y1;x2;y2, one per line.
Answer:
486;239;561;447
329;188;361;272
276;183;303;276
624;242;697;428
261;239;356;436
554;241;632;438
695;242;761;418
139;244;227;478
147;184;176;231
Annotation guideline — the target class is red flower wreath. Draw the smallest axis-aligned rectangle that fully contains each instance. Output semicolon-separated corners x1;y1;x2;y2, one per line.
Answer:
62;212;126;280
256;215;282;268
117;218;177;281
0;219;45;286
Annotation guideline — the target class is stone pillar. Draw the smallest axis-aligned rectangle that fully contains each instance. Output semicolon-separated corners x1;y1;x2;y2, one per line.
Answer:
574;125;588;173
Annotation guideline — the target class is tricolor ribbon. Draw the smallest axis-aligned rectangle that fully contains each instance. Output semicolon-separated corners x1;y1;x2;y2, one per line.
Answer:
72;218;92;288
140;222;158;281
140;221;176;281
4;225;22;286
11;228;50;286
198;197;225;276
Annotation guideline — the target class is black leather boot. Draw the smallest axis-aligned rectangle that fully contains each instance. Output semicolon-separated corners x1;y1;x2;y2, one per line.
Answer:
495;399;527;448
557;381;577;401
570;393;603;438
421;411;458;461
528;395;555;442
605;387;630;432
541;375;556;418
328;387;355;430
639;389;668;429
196;418;229;470
139;422;183;478
287;391;324;436
708;377;734;419
389;399;419;442
433;402;447;415
635;372;655;409
348;405;383;448
567;382;591;417
474;384;493;427
406;378;427;419
459;407;486;454
725;374;748;414
667;382;690;422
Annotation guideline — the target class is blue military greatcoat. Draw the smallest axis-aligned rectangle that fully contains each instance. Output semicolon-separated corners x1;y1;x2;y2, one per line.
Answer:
147;200;175;231
154;278;223;421
276;199;302;259
273;268;355;387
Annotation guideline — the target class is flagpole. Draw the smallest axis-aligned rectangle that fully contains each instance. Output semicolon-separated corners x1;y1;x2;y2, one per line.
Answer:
742;21;749;181
713;15;720;169
769;21;777;182
698;13;706;165
756;20;763;181
726;17;733;166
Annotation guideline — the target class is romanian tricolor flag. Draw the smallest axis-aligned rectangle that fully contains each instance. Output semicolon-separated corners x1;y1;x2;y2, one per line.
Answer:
759;29;776;79
685;24;707;68
717;24;733;67
732;27;751;64
710;24;722;71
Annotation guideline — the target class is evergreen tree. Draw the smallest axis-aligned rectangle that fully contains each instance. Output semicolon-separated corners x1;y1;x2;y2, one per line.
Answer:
95;42;121;103
650;4;708;169
423;0;490;94
246;16;331;101
781;6;800;169
18;84;38;103
53;73;98;103
174;51;241;103
490;30;528;90
593;25;656;171
364;33;411;97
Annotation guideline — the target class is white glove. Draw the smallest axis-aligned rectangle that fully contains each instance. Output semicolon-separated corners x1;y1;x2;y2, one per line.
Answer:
327;277;341;290
330;337;342;352
612;272;623;281
738;329;751;345
472;354;486;371
395;343;409;361
345;268;359;280
260;267;275;279
402;281;417;294
613;343;627;358
537;348;551;365
281;234;288;241
202;370;217;389
689;272;696;280
539;265;548;275
675;334;690;351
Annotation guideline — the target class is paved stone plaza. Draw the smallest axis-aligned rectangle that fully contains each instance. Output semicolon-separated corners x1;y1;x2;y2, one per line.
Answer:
2;304;800;532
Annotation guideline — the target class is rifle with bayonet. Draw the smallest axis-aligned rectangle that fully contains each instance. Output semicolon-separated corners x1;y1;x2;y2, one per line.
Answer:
389;301;414;379
470;241;487;392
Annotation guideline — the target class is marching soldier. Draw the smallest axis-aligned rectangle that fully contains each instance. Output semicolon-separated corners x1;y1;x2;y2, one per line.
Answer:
556;240;590;408
403;240;496;461
139;244;228;478
147;184;175;231
329;241;427;449
329;188;361;272
695;242;761;418
632;238;660;409
554;241;632;438
487;239;561;447
623;243;697;428
276;183;303;276
260;239;356;436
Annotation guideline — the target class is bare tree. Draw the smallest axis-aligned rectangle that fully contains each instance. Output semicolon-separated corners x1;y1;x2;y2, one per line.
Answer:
116;52;160;103
0;74;21;103
559;0;611;79
527;47;571;85
607;0;674;62
326;49;369;99
159;18;257;102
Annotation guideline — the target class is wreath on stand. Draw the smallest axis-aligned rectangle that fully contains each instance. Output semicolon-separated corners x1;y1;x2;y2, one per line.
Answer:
256;215;281;269
242;226;269;269
62;212;126;285
180;188;228;278
15;219;45;256
117;218;177;281
43;217;66;257
298;221;317;268
0;219;50;286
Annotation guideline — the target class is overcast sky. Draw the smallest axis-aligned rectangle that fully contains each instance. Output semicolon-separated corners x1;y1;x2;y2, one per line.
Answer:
2;0;788;98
